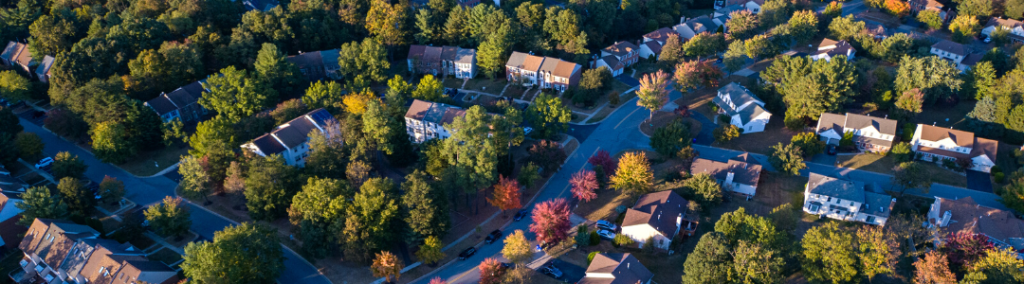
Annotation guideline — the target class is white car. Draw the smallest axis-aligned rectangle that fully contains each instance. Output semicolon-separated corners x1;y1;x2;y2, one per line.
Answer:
35;157;54;169
984;37;992;43
596;220;617;231
597;229;615;240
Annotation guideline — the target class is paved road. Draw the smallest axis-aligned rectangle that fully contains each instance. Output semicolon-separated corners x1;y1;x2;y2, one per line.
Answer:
17;117;332;284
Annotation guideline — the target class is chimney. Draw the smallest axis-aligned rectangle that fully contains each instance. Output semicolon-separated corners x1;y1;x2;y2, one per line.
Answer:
940;210;952;227
725;172;735;185
933;122;937;126
887;198;895;213
884;114;888;119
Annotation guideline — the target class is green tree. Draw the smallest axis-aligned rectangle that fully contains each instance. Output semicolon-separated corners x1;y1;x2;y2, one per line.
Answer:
401;170;450;239
14;132;42;161
97;175;125;205
15;186;68;226
188;115;237;157
27;13;82;60
889;142;914;163
365;0;409;56
961;248;1024;283
949;15;980;43
802;222;859;284
337;38;391;84
254;43;302;93
200;66;277;124
714;207;786;249
732;240;786;284
181;223;285;284
892;161;932;195
303;81;344;111
416;235;445;265
956;0;992;17
412;74;444;102
305;126;347;179
288;177;349;226
126;42;204;99
769;142;806;175
526;93;571;138
178;155;212;201
650;119;692;157
917;10;943;30
145;196;192;238
681;232;732;284
724;40;748;74
476;23;512;79
828;15;865;40
362;99;398;155
788;10;819;44
245;155;299;221
743;34;778;60
57;177;92;214
760;0;792;29
92;121;134;164
714;125;740;143
894;88;924;120
967;61;997;100
575;67;611;106
659;34;684;66
878;33;915;63
0;71;32;102
52;151;86;180
726;11;760;40
342;177;401;261
856;226;899;280
686;173;723;209
610;152;654;197
790;132;825;157
683;32;726;58
637;70;669;121
1008;0;1024;19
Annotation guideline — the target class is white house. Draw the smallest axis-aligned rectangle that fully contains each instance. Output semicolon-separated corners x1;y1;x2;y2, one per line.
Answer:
241;108;338;167
714;0;763;12
809;38;856;62
981;18;1024;40
404;99;467;143
578;253;654;284
956;53;985;72
712;82;771;133
930;40;969;65
815;112;898;153
928;197;1024;258
909;124;999;173
689;153;762;197
673;16;722;40
596;41;640;76
595;56;625;76
803;173;895;226
620;191;697;250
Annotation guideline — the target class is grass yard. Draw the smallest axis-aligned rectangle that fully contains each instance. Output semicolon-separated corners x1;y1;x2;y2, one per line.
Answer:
584;107;616;124
504;85;529;99
631;60;661;78
712;116;797;155
836;153;968;188
118;145;190;177
442;77;465;89
147;247;183;265
910;101;975;130
0;249;23;284
462;78;507;94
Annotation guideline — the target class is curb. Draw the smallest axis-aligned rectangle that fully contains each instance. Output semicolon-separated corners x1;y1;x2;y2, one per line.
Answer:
574;86;640;126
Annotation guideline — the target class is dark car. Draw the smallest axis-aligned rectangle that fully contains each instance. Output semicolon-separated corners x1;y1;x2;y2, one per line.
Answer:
827;144;838;155
513;210;528;221
458;247;477;260
485;229;502;244
539;264;563;279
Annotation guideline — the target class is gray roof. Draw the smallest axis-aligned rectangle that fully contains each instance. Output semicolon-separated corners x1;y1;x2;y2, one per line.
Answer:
737;104;768;124
932;40;969;56
713;82;765;123
681;15;720;34
690;154;762;187
287;51;326;81
960;53;984;66
807;173;866;203
404;99;461;124
320;48;340;70
506;51;529;68
247;108;335;155
540;57;560;73
862;191;893;218
717;4;746;15
816;112;847;134
250;133;287;155
272;116;317;148
1;41;19;62
454;47;476;64
580;253;654;284
844;113;897;136
35;55;54;76
621;191;687;237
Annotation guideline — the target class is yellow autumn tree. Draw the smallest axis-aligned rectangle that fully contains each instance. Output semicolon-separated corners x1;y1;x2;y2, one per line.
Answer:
610;152;654;197
342;88;381;115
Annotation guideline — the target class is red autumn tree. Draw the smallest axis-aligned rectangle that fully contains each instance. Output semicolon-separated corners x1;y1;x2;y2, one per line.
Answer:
530;198;572;245
488;175;522;216
479;258;506;284
674;60;724;91
427;277;447;284
570;170;598;202
913;251;957;284
943;231;995;268
588;150;617;174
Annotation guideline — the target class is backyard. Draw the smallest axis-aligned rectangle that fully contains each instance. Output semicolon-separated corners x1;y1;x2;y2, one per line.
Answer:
836;153;969;188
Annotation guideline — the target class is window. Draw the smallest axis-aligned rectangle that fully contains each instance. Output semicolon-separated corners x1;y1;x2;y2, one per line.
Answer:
866;216;876;224
826;197;831;202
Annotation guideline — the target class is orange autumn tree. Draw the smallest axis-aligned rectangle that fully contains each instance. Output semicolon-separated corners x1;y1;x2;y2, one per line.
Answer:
479;258;506;284
487;175;522;216
883;0;909;17
371;251;404;283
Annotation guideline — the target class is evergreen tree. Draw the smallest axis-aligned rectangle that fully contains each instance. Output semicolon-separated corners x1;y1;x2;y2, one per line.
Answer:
15;186;68;226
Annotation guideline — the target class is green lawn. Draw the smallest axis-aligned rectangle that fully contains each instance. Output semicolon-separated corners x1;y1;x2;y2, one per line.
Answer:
0;249;23;284
147;247;183;265
117;145;190;177
836;153;968;188
461;78;507;94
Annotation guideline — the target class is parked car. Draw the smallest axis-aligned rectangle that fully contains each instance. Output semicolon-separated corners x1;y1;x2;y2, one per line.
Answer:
35;157;54;169
596;220;617;231
827;144;837;155
984;36;992;43
539;264;563;279
597;229;615;240
485;230;502;244
513;210;529;221
458;247;477;260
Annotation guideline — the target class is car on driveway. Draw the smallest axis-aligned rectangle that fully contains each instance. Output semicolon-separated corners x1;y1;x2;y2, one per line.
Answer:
596;229;615;240
539;263;563;279
458;247;477;260
596;220;617;231
485;230;502;244
513;210;529;221
35;157;54;169
827;145;837;155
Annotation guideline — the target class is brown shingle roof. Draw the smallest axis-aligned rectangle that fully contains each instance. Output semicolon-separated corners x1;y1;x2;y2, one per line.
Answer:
918;124;975;147
643;27;679;43
408;45;426;60
580;253;654;284
602;41;640;57
971;137;998;161
689;156;762;187
932;40;969;56
553;60;579;78
844;113;897;136
935;197;1024;244
816;112;847;133
522;54;545;71
621;191;687;237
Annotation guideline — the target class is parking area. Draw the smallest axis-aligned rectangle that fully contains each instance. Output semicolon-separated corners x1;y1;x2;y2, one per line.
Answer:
966;170;993;193
539;259;585;283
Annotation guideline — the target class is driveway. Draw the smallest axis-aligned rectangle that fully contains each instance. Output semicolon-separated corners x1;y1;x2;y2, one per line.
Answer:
615;74;640;88
965;170;993;193
543;259;585;283
689;112;716;145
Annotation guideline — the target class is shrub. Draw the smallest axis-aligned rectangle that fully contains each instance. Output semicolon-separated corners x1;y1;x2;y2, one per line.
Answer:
995;172;1005;183
609;92;620;106
642;236;656;254
942;159;957;170
587;251;600;265
589;232;601;246
717;114;730;124
613;234;634;247
991;166;1002;174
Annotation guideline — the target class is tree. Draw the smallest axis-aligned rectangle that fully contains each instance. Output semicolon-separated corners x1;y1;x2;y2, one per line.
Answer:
791;132;825;158
968;61;997;101
488;175;522;215
610;152;654;197
714;125;740;143
856;226;898;280
894;56;963;104
181;223;285;284
337;38;391;84
767;203;798;232
575;67;611;106
686;173;723;208
913;251;957;284
683;32;726;58
714;207;785;249
476;23;512;79
365;0;409;56
890;142;914;163
412;75;445;102
574;224;591;247
98;176;125;205
917;10;943;30
0;71;31;102
743;35;778;60
145;196;192;238
200;66;277;123
892;162;932;195
637;70;670;121
342;177;400;260
732;240;786;284
651;119;693;157
894;88;924;119
883;0;909;17
188;116;237;158
57;177;92;214
342;89;379;115
245;155;299;221
254;43;302;93
570;170;598;202
12;132;39;162
51;151;87;180
770;142;806;175
1009;0;1024;19
15;186;68;226
416;236;445;265
829;15;865;40
363;99;398;155
760;0;792;29
659;34;684;66
479;258;506;284
957;0;992;17
126;43;204;98
502;229;532;264
288;177;349;225
588;150;617;175
724;40;748;74
428;277;447;284
950;15;980;43
518;162;541;188
961;248;1024;283
303;81;344;111
675;60;723;91
526;93;571;138
92;121;134;164
402;170;449;239
788;10;819;44
802;222;859;284
943;231;995;269
727;11;760;40
529;198;571;244
178;155;212;201
371;251;404;283
681;232;731;284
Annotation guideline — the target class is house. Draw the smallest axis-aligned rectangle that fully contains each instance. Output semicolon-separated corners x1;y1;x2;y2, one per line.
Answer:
642;27;679;46
408;45;443;76
909;0;955;22
956;53;985;72
241;108;338;167
578;253;654;284
673;16;722;40
439;46;478;79
909;124;999;173
601;41;640;68
404;99;467;143
505;52;580;92
0;191;25;252
286;49;342;81
713;0;763;12
1;41;34;74
802;173;895;226
595;56;625;76
34;55;54;83
11;219;179;284
620;191;698;249
713;4;748;18
689;153;762;197
712;82;771;133
144;80;209;123
809;38;856;62
930;40;970;65
815;112;898;153
927;196;1024;257
981;18;1024;44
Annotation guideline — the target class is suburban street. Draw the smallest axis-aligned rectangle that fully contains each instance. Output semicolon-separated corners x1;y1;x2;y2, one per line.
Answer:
16;116;332;284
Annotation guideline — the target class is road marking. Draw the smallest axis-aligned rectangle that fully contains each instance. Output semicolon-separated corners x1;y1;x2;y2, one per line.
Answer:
614;107;642;129
449;267;476;283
